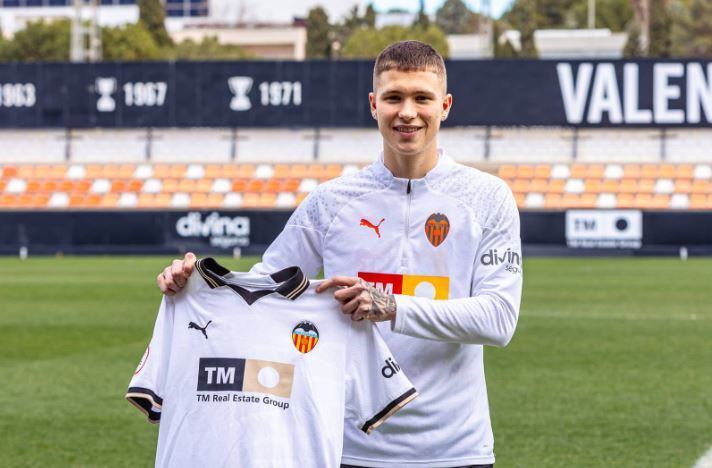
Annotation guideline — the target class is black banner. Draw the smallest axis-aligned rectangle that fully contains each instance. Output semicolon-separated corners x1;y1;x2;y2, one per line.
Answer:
1;210;711;256
0;60;711;128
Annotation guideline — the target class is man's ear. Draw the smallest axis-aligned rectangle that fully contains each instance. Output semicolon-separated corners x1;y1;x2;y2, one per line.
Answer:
369;92;377;119
441;93;453;121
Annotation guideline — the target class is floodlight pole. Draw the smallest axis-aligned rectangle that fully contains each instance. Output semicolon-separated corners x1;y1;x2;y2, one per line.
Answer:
70;0;102;63
588;0;595;29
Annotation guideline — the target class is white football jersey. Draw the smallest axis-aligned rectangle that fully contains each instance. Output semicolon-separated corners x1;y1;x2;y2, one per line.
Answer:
126;258;417;468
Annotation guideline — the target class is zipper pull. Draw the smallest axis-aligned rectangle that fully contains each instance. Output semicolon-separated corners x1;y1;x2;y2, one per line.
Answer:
406;180;411;194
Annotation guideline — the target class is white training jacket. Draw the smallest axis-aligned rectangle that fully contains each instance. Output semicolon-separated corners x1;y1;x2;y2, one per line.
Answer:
252;150;523;467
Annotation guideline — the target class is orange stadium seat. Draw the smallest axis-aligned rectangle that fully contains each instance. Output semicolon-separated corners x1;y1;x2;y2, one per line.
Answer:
498;164;517;179
534;164;551;179
0;194;18;207
548;179;565;194
543;193;563;209
676;165;694;179
674;179;692;194
323;164;343;180
623;164;641;179
235;165;256;178
245;179;265;192
2;166;18;178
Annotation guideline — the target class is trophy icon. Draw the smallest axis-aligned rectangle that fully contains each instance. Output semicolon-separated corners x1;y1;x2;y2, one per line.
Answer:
228;76;253;111
95;77;117;112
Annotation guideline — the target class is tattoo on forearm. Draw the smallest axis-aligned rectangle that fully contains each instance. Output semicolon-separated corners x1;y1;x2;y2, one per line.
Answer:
367;286;397;320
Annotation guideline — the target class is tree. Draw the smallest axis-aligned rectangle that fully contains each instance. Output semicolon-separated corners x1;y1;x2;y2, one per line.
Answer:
102;23;161;60
341;25;449;59
671;0;712;56
138;0;173;49
571;0;633;32
364;3;377;29
648;0;672;57
172;37;252;60
435;0;481;34
414;0;430;29
623;20;645;57
3;19;70;61
493;21;519;58
518;0;539;57
306;6;332;58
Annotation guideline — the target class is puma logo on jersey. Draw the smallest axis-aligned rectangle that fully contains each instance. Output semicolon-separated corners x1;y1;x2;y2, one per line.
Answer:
360;218;385;238
189;320;212;339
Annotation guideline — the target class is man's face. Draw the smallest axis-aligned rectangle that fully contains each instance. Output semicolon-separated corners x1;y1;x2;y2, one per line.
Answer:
369;69;452;160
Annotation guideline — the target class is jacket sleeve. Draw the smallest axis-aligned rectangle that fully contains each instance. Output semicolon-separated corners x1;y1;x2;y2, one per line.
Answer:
391;184;522;347
250;192;325;278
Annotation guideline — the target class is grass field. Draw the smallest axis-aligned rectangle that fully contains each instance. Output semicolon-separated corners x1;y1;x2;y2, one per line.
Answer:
0;256;710;467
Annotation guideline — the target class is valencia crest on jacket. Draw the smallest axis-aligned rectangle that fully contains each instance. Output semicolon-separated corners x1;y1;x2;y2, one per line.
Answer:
424;213;450;247
292;320;319;353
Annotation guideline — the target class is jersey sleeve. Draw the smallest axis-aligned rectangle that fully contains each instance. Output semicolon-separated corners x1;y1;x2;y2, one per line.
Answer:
251;192;324;278
392;183;522;346
125;296;174;424
344;321;418;435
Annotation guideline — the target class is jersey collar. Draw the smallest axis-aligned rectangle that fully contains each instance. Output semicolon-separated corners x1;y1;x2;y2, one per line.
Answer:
195;258;309;305
371;148;455;188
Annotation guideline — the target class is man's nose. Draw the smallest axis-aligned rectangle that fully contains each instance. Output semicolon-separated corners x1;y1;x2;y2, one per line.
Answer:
398;99;417;120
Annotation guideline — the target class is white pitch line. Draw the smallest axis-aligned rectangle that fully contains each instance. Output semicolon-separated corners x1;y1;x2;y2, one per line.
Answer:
693;446;712;468
525;311;710;321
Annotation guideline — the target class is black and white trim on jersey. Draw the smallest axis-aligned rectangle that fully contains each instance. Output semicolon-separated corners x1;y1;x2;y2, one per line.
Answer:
361;387;418;434
126;387;163;424
195;258;309;305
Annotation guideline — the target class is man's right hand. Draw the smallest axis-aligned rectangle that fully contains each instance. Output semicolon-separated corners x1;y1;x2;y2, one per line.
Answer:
157;252;196;295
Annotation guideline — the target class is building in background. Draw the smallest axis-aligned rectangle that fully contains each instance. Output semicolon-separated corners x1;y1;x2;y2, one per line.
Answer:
0;0;207;38
500;28;628;59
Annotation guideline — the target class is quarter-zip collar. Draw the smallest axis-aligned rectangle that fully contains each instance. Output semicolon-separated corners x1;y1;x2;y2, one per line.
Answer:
371;148;455;190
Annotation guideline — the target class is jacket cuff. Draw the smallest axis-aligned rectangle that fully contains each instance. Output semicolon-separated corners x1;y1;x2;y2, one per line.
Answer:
392;294;412;334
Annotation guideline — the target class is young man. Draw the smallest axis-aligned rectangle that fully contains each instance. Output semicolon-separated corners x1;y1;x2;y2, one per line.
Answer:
158;41;522;467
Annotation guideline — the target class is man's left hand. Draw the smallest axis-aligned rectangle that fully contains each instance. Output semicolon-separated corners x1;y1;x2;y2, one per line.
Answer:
315;276;397;322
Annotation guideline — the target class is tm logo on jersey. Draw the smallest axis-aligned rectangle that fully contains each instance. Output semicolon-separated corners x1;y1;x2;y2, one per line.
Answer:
292;321;319;353
197;357;294;399
359;272;450;300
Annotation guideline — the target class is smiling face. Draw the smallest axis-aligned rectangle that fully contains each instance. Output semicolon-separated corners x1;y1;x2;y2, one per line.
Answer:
369;68;453;172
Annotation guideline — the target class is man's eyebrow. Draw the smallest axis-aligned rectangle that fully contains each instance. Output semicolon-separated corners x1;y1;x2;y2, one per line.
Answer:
380;88;436;96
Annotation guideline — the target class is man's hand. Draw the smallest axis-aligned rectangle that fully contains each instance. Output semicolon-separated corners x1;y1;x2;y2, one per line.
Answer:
157;252;196;295
316;276;397;322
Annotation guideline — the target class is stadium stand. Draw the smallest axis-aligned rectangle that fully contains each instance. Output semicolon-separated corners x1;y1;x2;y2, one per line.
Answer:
2;161;711;210
1;128;711;210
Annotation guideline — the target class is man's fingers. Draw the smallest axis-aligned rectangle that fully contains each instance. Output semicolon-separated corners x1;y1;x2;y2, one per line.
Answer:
183;252;196;275
316;276;360;293
157;268;179;296
352;303;372;321
341;295;361;315
333;283;366;303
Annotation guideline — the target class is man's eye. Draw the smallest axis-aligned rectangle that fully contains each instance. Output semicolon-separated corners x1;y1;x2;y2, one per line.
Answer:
385;96;400;102
416;96;431;101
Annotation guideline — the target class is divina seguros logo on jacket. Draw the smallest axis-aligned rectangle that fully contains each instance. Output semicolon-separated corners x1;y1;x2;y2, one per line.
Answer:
480;247;521;274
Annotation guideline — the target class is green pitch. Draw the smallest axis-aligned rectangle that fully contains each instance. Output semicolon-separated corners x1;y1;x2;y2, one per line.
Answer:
0;256;710;467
